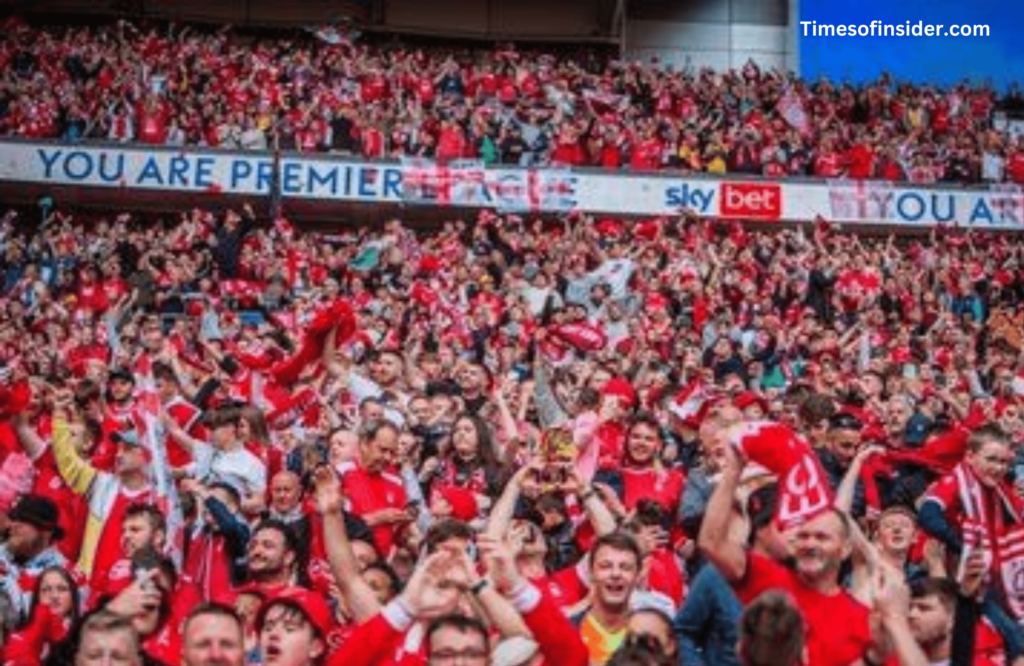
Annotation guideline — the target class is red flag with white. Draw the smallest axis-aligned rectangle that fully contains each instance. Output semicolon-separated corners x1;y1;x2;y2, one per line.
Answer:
549;323;607;352
669;379;714;427
727;420;834;530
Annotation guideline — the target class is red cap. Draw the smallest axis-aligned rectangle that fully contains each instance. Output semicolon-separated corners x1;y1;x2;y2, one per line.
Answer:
602;377;637;409
733;391;768;415
257;587;333;639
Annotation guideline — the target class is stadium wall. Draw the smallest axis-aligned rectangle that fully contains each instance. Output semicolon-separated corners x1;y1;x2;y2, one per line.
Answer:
375;0;619;41
624;0;798;73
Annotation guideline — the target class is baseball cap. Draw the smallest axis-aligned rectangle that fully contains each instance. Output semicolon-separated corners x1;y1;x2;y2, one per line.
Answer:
256;587;332;639
110;429;142;447
8;494;64;540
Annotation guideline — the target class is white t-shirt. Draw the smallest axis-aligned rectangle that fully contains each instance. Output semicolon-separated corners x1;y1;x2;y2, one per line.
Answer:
192;441;267;500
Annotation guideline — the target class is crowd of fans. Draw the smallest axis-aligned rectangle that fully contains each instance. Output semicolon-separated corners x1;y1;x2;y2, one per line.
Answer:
0;197;1022;666
4;17;1024;184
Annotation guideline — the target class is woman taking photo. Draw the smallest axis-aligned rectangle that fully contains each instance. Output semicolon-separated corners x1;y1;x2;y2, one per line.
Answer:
3;566;81;666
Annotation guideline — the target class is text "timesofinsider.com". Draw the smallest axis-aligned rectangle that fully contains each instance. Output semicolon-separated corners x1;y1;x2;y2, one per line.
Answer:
801;20;989;38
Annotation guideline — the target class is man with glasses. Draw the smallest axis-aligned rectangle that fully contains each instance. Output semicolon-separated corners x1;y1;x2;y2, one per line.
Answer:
425;615;491;665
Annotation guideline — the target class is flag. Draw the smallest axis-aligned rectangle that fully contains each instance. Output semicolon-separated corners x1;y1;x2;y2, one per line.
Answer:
401;158;486;206
549;323;607;352
487;168;578;212
668;379;713;426
727;421;833;530
776;85;810;135
269;299;357;385
138;402;186;568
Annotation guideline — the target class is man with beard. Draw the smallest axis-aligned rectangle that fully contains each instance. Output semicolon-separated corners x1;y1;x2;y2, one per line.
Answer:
95;367;144;470
455;360;491;415
817;412;869;515
0;494;67;620
698;443;874;666
91;502;167;604
265;469;372;583
572;533;645;665
341;349;409;426
245;519;301;595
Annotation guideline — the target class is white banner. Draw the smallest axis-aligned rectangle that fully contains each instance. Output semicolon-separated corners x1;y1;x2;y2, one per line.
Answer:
0;141;1023;229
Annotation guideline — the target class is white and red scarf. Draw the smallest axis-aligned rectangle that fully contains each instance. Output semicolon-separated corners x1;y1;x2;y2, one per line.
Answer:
955;461;1024;622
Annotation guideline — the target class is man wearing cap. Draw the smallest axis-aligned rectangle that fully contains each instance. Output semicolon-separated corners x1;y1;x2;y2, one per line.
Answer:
0;494;67;620
50;390;164;587
256;587;333;666
97;366;145;470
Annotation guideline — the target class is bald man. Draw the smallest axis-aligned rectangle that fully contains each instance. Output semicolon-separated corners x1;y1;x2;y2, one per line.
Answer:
264;470;373;562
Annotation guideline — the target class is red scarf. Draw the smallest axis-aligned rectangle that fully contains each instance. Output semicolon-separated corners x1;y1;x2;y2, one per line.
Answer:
954;461;1024;621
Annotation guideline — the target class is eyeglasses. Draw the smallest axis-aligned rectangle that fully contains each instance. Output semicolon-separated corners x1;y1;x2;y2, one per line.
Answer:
429;649;489;664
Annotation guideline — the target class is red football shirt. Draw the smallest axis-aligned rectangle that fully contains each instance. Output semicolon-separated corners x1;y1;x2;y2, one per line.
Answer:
734;553;872;666
337;462;408;556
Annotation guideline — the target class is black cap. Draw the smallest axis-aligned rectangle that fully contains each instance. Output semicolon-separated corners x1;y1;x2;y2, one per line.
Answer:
8;494;64;540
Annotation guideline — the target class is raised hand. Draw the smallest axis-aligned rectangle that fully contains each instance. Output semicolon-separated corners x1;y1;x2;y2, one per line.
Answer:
477;533;525;594
872;563;910;621
957;548;988;598
313;465;344;516
398;552;463;619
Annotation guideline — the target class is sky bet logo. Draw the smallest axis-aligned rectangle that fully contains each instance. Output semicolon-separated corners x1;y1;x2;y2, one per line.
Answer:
664;182;716;213
720;182;782;220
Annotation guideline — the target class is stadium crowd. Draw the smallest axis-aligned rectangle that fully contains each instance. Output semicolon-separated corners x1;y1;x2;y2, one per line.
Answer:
2;17;1024;184
0;197;1022;666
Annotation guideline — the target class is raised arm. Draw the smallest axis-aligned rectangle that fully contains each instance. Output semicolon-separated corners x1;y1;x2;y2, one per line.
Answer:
697;441;747;582
313;467;382;623
12;412;47;461
50;391;98;497
160;409;205;456
485;465;530;539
